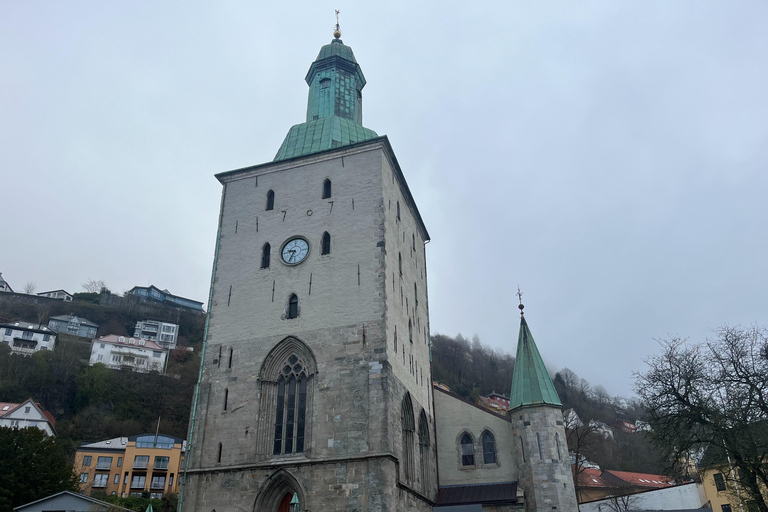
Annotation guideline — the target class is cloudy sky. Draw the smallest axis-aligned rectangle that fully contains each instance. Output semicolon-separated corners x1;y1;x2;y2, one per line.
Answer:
2;2;766;398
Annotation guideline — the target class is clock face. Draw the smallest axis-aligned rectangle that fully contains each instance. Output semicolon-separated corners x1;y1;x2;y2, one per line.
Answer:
281;237;310;265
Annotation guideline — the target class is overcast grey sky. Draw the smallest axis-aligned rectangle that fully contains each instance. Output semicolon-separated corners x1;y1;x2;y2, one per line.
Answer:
2;2;766;398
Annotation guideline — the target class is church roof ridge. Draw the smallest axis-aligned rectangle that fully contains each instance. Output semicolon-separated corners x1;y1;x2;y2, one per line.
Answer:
508;313;562;410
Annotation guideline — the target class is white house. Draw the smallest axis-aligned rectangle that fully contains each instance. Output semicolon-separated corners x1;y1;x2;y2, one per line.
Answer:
0;321;56;355
90;334;167;373
0;398;57;436
133;319;179;350
37;289;74;301
0;273;12;293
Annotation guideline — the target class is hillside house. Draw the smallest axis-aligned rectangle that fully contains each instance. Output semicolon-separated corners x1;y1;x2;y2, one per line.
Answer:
0;398;57;436
48;314;99;339
90;334;167;373
0;321;56;355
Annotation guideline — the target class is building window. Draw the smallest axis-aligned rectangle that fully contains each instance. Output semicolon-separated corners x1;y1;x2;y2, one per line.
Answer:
418;410;431;492
556;433;562;460
537;432;544;460
169;474;174;487
151;476;166;489
223;388;229;411
401;394;415;482
4;328;11;335
217;442;222;463
414;283;418;306
93;473;109;488
154;456;170;470
321;232;331;255
408;319;413;343
320;78;330;89
114;474;119;484
83;456;92;466
460;433;475;466
117;457;122;467
261;243;271;269
482;431;497;464
79;473;88;483
43;334;50;341
399;253;403;275
394;326;397;352
22;331;33;340
322;179;332;199
273;355;309;455
228;348;233;369
722;505;732;512
714;473;727;492
396;201;400;221
287;294;299;319
96;456;112;469
131;475;146;489
520;437;526;463
266;190;275;211
133;455;149;469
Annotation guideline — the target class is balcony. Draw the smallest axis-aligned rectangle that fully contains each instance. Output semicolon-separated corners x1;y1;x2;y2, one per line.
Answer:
133;461;149;470
150;482;166;490
92;481;107;488
153;462;169;471
96;463;112;470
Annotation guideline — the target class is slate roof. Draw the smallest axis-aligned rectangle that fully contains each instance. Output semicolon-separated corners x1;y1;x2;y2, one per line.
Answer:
0;321;55;335
509;314;562;409
49;315;98;327
96;334;164;351
435;482;519;506
13;490;133;512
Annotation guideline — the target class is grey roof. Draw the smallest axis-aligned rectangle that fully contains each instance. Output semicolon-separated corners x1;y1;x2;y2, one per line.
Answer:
49;315;98;327
79;436;128;450
0;321;54;335
14;490;133;511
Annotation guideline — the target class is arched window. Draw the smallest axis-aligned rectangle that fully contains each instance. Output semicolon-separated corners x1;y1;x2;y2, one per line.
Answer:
520;436;526;463
287;294;298;319
273;355;308;455
401;394;415;482
398;253;403;275
261;243;271;269
460;433;475;466
537;432;544;460
266;190;275;211
258;337;316;459
482;430;497;464
228;348;233;369
418;410;430;492
223;388;228;411
320;78;330;89
322;179;332;199
396;201;400;221
556;432;562;460
321;232;331;255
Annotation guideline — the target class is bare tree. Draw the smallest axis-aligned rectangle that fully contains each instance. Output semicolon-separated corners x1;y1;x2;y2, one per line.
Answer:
82;278;108;294
603;486;641;512
636;325;768;512
23;281;36;294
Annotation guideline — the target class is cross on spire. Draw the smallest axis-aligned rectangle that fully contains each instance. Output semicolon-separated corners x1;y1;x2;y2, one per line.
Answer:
517;286;525;315
333;10;341;39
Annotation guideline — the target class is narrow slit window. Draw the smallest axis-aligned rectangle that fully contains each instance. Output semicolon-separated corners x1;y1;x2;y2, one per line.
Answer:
266;190;275;211
322;179;332;199
321;232;331;255
409;319;413;343
287;294;299;319
537;432;544;460
217;443;222;463
261;243;271;269
414;283;418;306
223;388;228;411
399;253;403;275
555;433;562;460
520;437;526;463
228;348;233;369
396;201;400;221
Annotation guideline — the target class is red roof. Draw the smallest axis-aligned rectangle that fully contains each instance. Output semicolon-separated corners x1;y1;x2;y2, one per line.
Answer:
96;334;165;351
477;395;510;411
604;470;674;488
0;398;56;427
577;468;613;488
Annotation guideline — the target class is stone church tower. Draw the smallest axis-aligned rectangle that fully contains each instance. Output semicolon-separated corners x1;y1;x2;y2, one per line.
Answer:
180;30;436;512
508;304;579;512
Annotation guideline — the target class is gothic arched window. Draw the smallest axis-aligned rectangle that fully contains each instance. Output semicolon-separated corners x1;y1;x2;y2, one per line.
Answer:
460;433;475;466
482;430;497;464
257;338;316;460
273;355;308;455
401;393;415;483
261;243;271;269
287;294;298;319
322;179;332;199
266;190;275;211
418;410;431;491
321;232;331;255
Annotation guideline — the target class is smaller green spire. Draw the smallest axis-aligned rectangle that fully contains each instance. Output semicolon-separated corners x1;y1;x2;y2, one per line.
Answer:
509;310;562;410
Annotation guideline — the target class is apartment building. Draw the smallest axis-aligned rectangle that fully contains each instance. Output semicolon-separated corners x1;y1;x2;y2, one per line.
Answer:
89;335;167;373
133;320;178;350
74;434;185;498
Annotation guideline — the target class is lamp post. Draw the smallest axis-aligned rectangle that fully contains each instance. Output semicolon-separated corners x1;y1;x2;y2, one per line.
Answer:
290;492;300;512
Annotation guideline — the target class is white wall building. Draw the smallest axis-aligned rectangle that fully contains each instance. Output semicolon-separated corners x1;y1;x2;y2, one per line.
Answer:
0;273;13;293
0;398;57;436
579;482;707;512
90;335;167;373
133;320;178;350
0;321;56;355
37;289;74;301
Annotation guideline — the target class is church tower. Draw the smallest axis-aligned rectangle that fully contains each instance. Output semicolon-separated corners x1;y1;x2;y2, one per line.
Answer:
508;303;579;512
180;28;436;512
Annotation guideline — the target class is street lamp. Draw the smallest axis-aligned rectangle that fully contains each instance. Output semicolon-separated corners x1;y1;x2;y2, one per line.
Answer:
290;492;300;512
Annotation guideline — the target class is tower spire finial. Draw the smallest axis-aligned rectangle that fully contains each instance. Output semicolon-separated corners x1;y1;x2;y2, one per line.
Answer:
517;286;524;316
333;10;341;39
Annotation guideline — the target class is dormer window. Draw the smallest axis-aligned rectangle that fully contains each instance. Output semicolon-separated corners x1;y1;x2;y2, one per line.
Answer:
320;78;330;89
139;339;146;346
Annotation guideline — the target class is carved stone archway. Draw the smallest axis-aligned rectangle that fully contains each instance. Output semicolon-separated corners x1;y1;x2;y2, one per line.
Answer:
253;469;307;512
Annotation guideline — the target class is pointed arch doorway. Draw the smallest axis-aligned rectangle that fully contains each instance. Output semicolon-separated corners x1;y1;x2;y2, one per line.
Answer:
253;470;305;512
277;493;292;512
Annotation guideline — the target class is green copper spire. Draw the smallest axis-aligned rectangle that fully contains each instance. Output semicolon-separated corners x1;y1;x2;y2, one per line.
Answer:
274;29;378;161
509;305;562;410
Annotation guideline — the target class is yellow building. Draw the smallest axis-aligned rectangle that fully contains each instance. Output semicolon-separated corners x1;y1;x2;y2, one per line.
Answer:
701;465;749;512
74;434;185;498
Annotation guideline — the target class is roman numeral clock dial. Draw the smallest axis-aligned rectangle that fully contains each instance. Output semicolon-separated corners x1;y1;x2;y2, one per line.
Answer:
281;237;310;265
